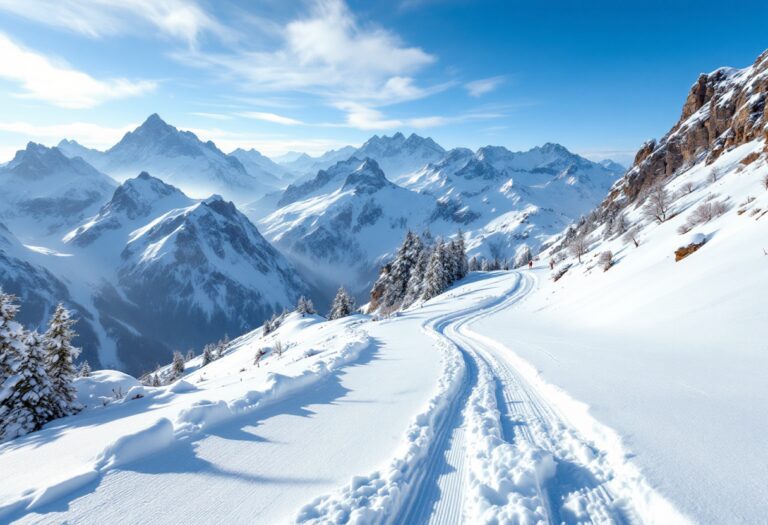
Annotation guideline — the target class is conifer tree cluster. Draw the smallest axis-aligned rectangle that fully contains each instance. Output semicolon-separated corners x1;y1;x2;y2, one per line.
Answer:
0;293;83;441
370;230;468;311
296;296;316;316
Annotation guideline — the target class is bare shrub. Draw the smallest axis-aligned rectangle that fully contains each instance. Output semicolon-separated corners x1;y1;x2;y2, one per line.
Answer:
677;223;692;235
598;251;613;271
642;185;673;223
273;340;284;358
708;167;722;183
623;227;640;248
253;348;266;366
681;181;695;195
552;264;570;282
763;174;768;191
568;235;589;263
687;200;729;226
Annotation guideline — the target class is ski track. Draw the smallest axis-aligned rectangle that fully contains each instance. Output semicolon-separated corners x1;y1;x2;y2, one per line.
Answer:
399;272;640;524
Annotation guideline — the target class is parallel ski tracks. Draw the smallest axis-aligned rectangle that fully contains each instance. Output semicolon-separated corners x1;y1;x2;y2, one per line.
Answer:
399;272;638;524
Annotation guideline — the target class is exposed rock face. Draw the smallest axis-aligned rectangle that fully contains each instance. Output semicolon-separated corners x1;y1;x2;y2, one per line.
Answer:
611;49;768;204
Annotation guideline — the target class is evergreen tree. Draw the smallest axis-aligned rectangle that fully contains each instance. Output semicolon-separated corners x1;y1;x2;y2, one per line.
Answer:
403;245;431;308
328;287;355;320
452;230;469;280
422;242;450;300
468;256;480;272
171;350;185;378
79;360;91;378
0;291;24;385
43;304;81;417
185;349;195;362
296;296;316;316
151;374;161;387
216;338;227;359
201;344;214;366
382;231;423;309
0;331;59;441
481;258;491;272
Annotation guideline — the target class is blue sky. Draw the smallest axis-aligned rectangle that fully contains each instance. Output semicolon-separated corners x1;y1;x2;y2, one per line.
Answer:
0;0;766;165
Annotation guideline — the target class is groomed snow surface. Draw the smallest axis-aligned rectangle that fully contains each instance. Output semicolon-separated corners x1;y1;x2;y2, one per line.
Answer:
2;269;712;524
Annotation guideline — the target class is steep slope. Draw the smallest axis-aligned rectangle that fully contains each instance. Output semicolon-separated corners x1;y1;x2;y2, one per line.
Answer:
75;114;269;203
354;132;446;183
499;49;768;523
0;143;116;241
260;158;435;295
0;222;101;366
57;139;103;167
56;173;310;374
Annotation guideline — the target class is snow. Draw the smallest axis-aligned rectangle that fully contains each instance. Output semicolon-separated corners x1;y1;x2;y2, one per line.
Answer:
472;140;768;523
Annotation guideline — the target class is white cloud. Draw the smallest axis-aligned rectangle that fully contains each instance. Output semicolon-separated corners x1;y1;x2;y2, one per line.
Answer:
189;112;234;121
0;0;221;45
465;76;505;97
176;0;438;105
334;102;503;131
0;120;137;150
237;111;304;126
0;32;155;108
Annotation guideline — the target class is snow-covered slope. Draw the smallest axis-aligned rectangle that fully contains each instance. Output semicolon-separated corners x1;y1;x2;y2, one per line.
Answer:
53;173;310;374
0;143;116;241
64;114;270;204
354;132;446;183
481;49;768;523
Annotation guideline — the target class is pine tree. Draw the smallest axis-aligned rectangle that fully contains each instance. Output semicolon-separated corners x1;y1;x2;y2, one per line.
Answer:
403;245;431;308
171;350;185;378
201;344;214;367
0;331;59;441
481;258;491;272
382;231;423;309
0;291;25;385
468;256;480;272
151;374;161;387
79;360;91;378
185;349;195;362
43;304;81;417
328;287;355;320
296;296;316;316
422;242;450;300
452;230;469;280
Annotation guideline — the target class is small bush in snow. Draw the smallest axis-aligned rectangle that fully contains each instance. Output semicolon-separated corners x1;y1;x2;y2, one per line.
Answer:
273;340;284;358
679;200;729;234
254;348;266;366
552;264;570;282
623;227;640;248
708;167;722;183
568;235;589;263
642;185;673;223
763;174;768;191
598;251;613;271
680;181;695;195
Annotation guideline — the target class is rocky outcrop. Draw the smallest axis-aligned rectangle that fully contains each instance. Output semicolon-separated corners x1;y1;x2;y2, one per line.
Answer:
610;49;768;204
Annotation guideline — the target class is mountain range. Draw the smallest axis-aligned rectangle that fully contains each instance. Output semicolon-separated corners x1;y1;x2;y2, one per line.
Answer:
1;114;624;373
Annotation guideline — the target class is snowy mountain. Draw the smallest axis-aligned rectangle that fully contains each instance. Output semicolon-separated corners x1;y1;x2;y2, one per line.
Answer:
353;132;446;183
261;158;435;295
0;222;101;365
57;114;271;204
229;148;291;186
0;143;116;241
50;173;310;374
277;146;357;179
257;141;623;297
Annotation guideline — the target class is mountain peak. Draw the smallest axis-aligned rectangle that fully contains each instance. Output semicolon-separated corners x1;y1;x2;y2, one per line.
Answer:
342;158;391;194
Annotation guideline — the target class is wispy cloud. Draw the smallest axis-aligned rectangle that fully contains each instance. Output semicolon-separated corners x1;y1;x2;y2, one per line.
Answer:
175;0;440;107
0;0;222;46
0;32;155;108
465;76;505;97
189;112;234;121
237;111;304;126
187;126;351;157
334;102;503;130
0;120;137;150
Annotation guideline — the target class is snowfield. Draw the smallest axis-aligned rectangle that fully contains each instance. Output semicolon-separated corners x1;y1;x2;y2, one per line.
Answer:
0;271;698;524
